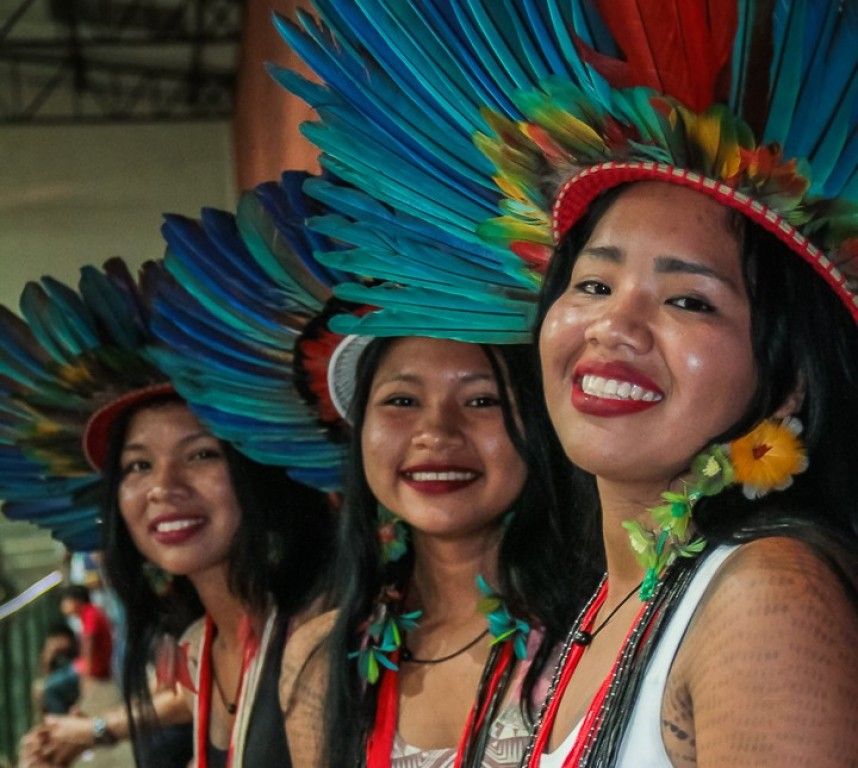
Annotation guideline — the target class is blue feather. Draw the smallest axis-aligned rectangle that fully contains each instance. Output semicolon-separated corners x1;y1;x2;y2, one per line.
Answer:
823;124;858;198
458;0;535;91
20;281;95;365
765;0;809;144
520;0;569;75
79;265;144;350
729;0;757;113
304;178;506;257
0;307;53;386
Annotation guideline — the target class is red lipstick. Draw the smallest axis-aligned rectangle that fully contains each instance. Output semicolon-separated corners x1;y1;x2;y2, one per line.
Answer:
149;513;207;545
399;464;481;495
571;360;664;417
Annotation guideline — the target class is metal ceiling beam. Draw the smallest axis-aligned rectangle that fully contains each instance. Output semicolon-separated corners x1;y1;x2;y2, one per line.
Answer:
0;0;242;124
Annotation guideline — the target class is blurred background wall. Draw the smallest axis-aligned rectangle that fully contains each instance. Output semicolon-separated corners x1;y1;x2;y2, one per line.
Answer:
0;122;235;308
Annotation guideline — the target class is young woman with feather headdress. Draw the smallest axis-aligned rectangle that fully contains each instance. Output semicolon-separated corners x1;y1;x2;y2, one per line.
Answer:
145;169;596;767
2;254;334;768
264;1;858;764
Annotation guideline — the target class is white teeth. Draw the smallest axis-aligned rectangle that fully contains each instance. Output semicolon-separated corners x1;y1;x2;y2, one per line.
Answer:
580;375;662;403
155;519;203;533
408;471;477;482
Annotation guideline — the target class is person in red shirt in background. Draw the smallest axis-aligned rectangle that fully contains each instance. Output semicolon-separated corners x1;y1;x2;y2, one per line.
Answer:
59;585;113;681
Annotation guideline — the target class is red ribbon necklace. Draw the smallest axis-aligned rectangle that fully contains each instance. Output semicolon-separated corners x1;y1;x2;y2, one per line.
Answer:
365;639;516;768
195;615;258;768
523;581;648;768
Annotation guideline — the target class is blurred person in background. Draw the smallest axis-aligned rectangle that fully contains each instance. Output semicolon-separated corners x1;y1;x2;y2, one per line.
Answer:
36;622;81;716
59;585;112;682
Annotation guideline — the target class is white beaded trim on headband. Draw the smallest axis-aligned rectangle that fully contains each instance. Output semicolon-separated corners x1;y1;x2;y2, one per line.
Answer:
551;161;858;320
327;333;374;424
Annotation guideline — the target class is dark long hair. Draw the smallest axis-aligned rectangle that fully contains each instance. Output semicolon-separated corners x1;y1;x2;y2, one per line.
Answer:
101;394;334;765
536;183;858;575
321;338;602;766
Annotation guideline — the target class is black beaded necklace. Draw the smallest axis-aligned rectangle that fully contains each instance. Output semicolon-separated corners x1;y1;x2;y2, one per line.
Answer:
400;627;490;664
570;582;641;646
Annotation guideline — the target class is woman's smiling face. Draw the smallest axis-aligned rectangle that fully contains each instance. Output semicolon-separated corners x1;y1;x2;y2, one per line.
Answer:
361;337;527;540
117;401;241;579
540;182;757;491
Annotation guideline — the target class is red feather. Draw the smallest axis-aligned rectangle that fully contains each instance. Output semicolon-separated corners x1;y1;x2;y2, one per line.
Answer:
577;0;738;112
294;303;374;427
511;241;552;272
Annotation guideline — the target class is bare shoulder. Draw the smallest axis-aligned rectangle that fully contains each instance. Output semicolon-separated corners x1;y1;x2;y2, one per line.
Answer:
278;609;337;713
282;609;337;671
288;596;334;637
278;610;338;768
666;538;858;767
693;537;855;633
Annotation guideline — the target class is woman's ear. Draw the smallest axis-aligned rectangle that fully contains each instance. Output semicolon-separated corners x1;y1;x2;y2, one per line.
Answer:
773;375;806;419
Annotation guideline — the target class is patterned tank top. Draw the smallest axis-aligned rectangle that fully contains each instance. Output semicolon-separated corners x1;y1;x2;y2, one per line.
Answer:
391;700;530;768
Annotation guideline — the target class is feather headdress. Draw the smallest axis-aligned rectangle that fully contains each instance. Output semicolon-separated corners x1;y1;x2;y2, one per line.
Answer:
271;0;858;325
0;259;164;549
0;175;352;548
147;172;351;491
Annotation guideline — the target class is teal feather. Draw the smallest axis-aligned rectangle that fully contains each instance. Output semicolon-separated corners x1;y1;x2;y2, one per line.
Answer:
314;239;528;297
804;75;858;196
40;277;101;354
172;209;275;295
79;260;146;350
148;173;346;491
494;0;552;81
149;292;292;378
327;304;532;344
318;2;494;128
19;282;91;366
304;187;520;273
306;132;497;235
237;194;331;309
0;259;162;549
788;5;858;187
161;249;281;342
728;0;756;113
454;1;531;92
824;125;858;198
315;1;513;125
302;178;490;251
0;307;53;387
520;0;567;75
331;281;534;318
562;0;613;105
764;0;808;145
547;0;586;85
277;8;493;169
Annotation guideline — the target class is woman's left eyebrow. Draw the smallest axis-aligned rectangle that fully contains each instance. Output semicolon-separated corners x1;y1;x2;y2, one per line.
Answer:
178;431;214;447
654;255;739;292
459;372;495;384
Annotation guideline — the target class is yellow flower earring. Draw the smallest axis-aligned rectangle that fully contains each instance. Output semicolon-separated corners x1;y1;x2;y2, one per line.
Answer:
624;417;809;600
730;417;809;499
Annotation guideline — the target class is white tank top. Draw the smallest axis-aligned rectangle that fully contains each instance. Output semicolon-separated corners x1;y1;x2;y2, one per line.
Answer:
539;545;737;767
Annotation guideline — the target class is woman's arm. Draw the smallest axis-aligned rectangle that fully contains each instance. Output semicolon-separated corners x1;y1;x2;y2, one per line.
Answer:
25;687;191;766
665;537;858;767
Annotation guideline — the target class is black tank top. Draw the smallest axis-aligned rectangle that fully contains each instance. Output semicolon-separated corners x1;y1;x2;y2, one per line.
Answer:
205;612;292;767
